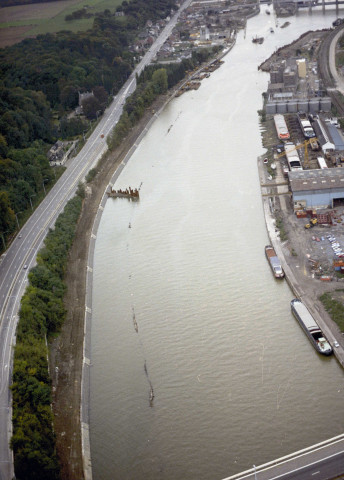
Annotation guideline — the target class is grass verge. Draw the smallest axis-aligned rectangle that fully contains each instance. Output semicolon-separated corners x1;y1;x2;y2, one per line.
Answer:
320;291;344;332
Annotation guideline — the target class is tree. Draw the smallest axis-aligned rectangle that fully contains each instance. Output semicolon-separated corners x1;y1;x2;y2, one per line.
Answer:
151;69;168;94
59;85;79;109
81;96;101;119
0;134;8;158
0;190;15;233
93;85;108;106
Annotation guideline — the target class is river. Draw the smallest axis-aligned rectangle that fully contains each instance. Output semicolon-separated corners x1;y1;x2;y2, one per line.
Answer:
90;9;344;480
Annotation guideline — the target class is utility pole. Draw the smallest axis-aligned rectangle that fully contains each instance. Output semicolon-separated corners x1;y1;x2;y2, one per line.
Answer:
29;194;36;211
15;212;22;229
42;179;49;195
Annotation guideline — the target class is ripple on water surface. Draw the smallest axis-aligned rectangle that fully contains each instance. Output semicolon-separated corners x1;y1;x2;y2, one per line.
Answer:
91;10;344;480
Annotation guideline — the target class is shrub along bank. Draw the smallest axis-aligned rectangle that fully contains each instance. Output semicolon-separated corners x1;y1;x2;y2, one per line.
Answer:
10;185;84;480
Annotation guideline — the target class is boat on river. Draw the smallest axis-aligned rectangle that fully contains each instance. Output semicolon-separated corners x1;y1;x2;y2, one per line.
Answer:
265;245;284;278
290;299;332;356
252;36;264;44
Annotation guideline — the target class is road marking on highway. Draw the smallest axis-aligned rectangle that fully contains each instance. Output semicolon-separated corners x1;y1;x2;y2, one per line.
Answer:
262;450;344;480
311;472;320;475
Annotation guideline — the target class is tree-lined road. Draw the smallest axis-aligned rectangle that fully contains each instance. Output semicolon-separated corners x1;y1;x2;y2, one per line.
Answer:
0;2;192;478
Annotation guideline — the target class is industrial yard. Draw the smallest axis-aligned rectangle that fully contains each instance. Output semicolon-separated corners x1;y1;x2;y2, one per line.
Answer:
259;26;344;355
259;23;344;352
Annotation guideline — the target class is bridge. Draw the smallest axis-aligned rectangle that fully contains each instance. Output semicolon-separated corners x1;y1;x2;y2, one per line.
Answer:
222;434;344;480
272;0;344;13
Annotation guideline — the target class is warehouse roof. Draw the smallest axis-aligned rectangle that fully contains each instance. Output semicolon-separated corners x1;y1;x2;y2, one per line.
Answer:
289;168;344;192
313;119;335;152
327;124;344;151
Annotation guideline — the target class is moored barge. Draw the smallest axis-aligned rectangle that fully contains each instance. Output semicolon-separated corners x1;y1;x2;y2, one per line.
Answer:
265;245;284;279
291;299;332;356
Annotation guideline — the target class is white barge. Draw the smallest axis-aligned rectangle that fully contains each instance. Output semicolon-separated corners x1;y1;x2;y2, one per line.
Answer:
291;299;332;356
274;114;290;140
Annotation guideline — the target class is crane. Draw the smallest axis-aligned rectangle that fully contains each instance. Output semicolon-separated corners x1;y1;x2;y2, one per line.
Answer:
275;138;318;169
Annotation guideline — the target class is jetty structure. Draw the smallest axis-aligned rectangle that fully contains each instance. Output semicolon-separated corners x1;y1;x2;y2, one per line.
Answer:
107;186;140;199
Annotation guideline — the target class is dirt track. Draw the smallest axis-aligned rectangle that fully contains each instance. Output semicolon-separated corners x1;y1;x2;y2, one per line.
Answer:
49;93;170;479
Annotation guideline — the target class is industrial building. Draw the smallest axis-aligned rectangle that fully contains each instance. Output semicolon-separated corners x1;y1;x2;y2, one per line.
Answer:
266;97;331;115
312;118;344;153
289;168;344;210
264;55;332;115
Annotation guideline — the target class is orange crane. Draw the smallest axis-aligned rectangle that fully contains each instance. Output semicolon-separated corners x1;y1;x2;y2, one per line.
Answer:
276;138;318;169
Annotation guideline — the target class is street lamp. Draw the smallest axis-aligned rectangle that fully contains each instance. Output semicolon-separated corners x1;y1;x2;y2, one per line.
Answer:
42;179;49;195
29;194;36;211
15;211;22;229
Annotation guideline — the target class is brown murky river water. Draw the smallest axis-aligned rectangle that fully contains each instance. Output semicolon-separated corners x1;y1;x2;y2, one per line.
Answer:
90;9;344;480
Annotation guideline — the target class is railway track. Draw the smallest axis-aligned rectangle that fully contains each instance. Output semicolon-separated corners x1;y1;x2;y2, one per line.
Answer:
318;25;344;115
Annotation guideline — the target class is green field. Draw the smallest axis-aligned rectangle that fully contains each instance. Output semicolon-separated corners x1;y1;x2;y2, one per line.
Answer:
0;0;123;44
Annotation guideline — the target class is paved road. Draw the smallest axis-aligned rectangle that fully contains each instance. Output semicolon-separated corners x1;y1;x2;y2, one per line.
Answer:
0;2;192;478
222;434;344;480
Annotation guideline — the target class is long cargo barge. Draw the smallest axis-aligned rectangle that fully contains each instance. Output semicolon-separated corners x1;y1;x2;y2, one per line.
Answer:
297;112;316;138
274;114;290;140
291;299;332;355
265;245;284;278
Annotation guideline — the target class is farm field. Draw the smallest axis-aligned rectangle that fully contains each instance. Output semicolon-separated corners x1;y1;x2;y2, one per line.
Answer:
0;0;123;47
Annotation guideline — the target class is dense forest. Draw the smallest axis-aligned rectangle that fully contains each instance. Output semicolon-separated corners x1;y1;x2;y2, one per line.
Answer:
0;0;176;250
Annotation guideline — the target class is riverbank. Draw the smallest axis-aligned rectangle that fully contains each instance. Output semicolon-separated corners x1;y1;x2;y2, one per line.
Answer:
49;90;174;479
50;44;235;479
